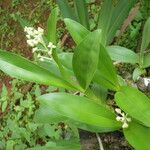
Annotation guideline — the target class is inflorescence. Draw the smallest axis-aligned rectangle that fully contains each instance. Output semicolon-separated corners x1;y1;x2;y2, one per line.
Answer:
115;108;131;129
24;26;56;61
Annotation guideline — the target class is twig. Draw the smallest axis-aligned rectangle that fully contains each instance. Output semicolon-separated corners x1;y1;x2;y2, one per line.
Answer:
96;133;104;150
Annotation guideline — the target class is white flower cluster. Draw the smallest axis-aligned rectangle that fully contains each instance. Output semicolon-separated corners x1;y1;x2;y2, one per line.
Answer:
143;77;150;86
24;26;44;47
115;108;131;128
24;26;56;61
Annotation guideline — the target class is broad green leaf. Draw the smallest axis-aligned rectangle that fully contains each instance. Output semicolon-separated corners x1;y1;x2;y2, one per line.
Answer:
97;0;113;45
64;18;90;45
38;93;121;131
107;46;139;64
34;104;67;123
47;7;59;44
115;86;150;127
56;0;77;21
107;0;136;44
94;45;119;91
73;30;101;89
143;52;150;68
141;17;150;51
74;0;90;29
124;121;150;150
0;50;75;90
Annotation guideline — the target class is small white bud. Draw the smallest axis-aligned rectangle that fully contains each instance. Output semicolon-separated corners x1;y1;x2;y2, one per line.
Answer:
115;108;122;114
37;27;44;34
26;34;31;39
32;47;38;53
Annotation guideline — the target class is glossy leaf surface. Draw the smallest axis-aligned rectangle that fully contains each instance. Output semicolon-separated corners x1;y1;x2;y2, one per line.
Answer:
0;50;75;90
64;18;90;45
115;86;150;127
124;121;150;150
73;30;101;89
37;93;121;131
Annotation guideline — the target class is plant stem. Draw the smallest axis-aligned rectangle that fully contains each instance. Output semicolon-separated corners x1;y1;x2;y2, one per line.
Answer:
96;133;104;150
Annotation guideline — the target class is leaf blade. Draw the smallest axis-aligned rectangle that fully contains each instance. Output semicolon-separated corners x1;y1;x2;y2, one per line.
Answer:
115;86;150;127
37;93;121;131
73;30;101;89
0;50;75;90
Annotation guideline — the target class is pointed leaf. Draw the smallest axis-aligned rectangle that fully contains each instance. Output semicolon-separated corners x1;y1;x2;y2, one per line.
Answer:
94;45;119;91
64;18;90;45
141;17;150;51
56;0;77;21
0;50;75;90
73;30;101;89
124;121;150;150
47;7;59;44
115;86;150;127
107;0;136;44
38;93;121;131
97;0;114;45
74;0;90;29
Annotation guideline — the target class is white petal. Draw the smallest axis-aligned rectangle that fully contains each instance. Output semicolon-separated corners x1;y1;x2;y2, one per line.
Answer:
122;122;128;128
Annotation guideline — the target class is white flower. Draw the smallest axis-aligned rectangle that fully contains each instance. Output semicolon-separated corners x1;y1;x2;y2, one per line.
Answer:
143;78;150;86
37;27;44;34
48;42;56;49
24;26;44;47
32;47;38;53
27;40;35;47
115;108;131;129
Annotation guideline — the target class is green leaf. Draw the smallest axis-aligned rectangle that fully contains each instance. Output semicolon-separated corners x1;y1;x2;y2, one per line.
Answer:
94;45;119;91
0;50;75;90
107;0;136;44
47;7;59;44
34;103;67;123
73;30;101;89
27;140;81;150
37;59;61;77
141;17;150;51
107;46;139;64
56;0;77;21
143;52;150;68
58;52;73;70
124;121;150;150
132;67;146;81
64;18;90;45
115;86;150;127
73;0;90;29
97;0;113;45
37;93;121;132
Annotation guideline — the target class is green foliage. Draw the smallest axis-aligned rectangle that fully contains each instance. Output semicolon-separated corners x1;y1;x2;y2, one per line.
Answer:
115;86;150;127
47;7;59;44
37;93;121;132
1;2;150;150
124;121;150;150
0;50;75;90
73;30;101;89
0;80;79;150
